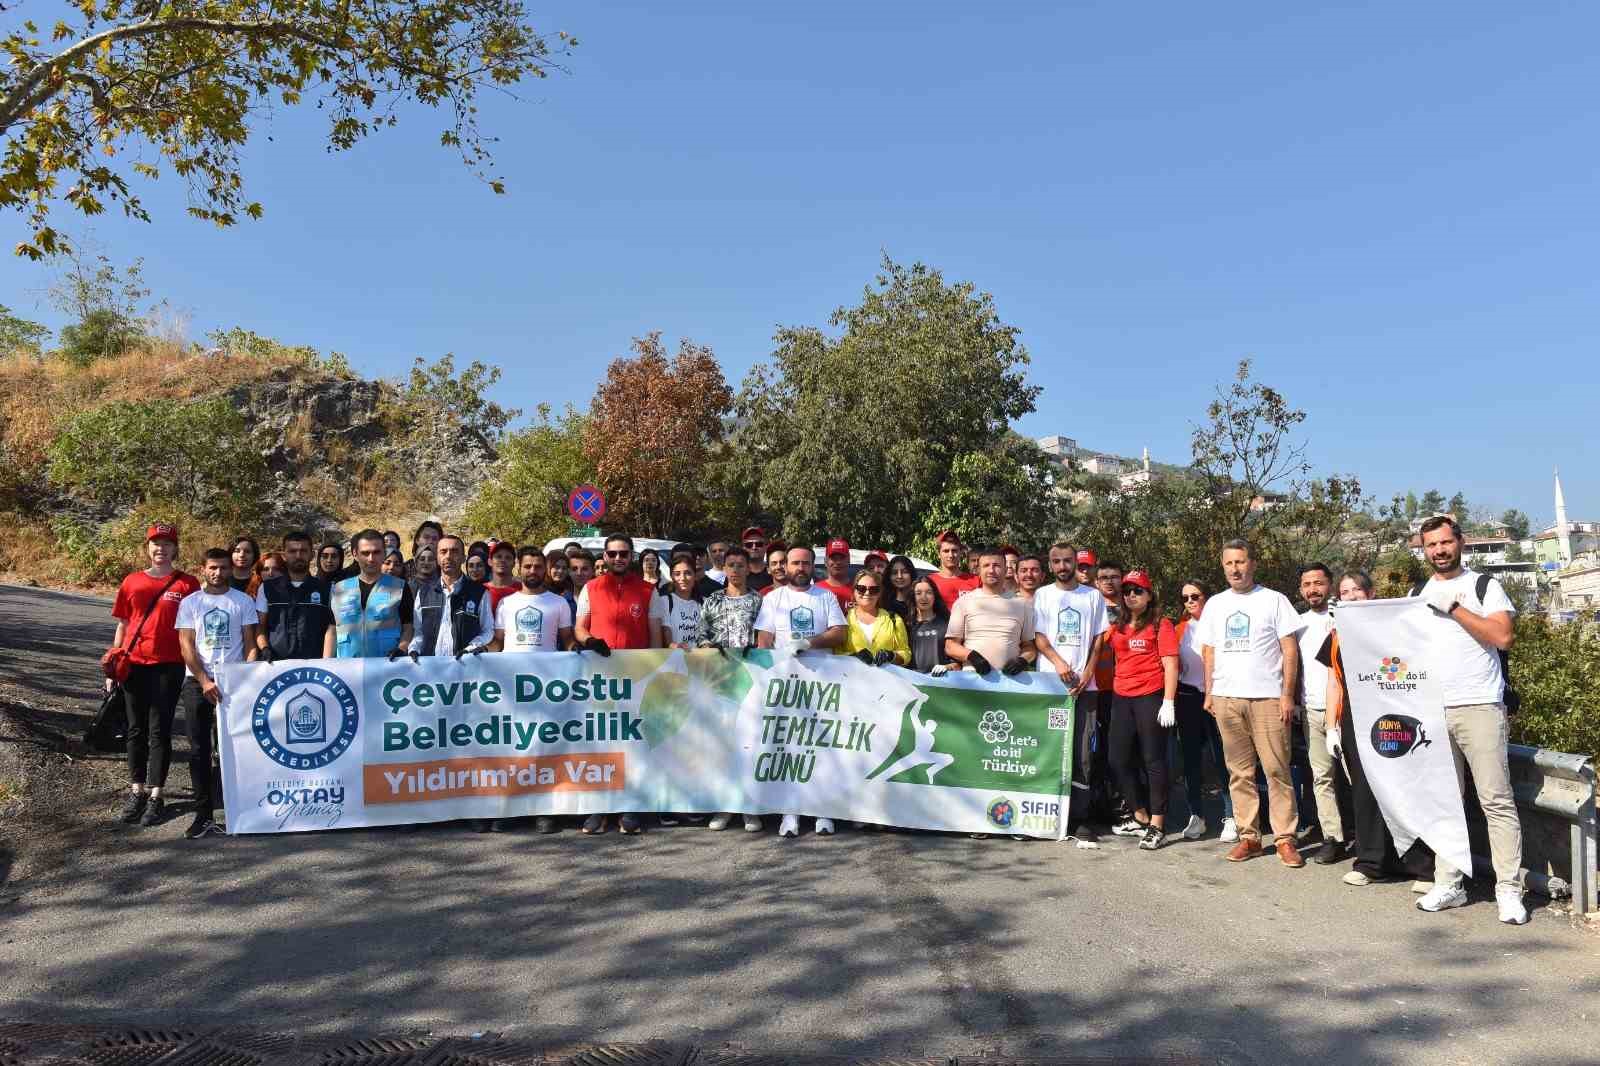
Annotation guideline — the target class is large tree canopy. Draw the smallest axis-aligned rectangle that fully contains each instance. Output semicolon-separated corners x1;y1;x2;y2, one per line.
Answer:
726;256;1042;552
0;0;575;258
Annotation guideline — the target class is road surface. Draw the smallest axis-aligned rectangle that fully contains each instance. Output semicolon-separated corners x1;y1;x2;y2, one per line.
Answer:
1;583;1597;1065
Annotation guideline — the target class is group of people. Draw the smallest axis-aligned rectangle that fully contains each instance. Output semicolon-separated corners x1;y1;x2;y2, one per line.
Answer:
103;515;1527;924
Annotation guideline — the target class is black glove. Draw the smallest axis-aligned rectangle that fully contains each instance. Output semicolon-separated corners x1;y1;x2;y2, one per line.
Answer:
966;651;993;675
257;645;275;664
1002;656;1029;676
873;650;896;667
740;645;754;659
408;650;420;664
854;649;875;665
582;637;612;657
388;646;404;662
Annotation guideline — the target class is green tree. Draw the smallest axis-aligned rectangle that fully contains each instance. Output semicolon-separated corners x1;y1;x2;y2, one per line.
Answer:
462;403;590;544
726;256;1038;549
396;354;519;442
47;250;149;365
1448;491;1468;520
918;435;1070;556
1418;489;1446;516
1501;508;1531;541
1404;491;1419;521
1508;616;1600;763
46;397;266;521
0;303;48;353
1;0;576;258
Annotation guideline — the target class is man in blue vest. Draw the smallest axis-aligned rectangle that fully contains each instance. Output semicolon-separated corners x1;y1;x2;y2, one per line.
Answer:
332;528;414;659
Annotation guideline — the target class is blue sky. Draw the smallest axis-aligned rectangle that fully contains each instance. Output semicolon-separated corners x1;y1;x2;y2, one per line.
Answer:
3;2;1594;527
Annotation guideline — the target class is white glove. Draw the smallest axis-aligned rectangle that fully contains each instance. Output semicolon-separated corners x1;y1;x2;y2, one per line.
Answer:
930;664;950;677
784;634;813;653
1157;699;1176;728
1326;725;1343;761
1421;580;1457;614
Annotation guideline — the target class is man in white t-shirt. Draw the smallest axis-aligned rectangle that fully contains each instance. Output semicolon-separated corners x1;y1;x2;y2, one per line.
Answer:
1032;541;1109;842
1199;538;1306;868
176;547;259;839
754;545;846;839
1296;562;1349;865
492;547;574;654
1410;515;1526;924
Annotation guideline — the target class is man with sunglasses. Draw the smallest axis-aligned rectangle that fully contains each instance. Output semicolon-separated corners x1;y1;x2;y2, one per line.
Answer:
573;535;664;835
1033;542;1109;842
741;527;773;591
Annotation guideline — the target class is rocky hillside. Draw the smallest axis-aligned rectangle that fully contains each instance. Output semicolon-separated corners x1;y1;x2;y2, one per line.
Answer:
0;341;504;588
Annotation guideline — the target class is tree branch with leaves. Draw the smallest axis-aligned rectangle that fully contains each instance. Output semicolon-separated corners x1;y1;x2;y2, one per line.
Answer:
0;0;576;258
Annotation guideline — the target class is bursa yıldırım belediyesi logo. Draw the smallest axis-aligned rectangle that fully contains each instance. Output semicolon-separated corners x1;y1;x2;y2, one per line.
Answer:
253;667;360;770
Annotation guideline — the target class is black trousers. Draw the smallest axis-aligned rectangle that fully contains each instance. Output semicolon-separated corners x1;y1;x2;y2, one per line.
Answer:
124;662;184;787
1088;689;1130;821
1342;723;1434;880
1067;694;1098;831
1110;691;1170;819
180;677;221;814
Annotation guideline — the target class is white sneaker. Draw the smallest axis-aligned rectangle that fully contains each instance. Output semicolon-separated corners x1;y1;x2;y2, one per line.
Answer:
707;814;731;831
1219;817;1239;843
1342;870;1372;887
1181;814;1206;841
1112;818;1144;836
1496;886;1529;925
778;814;799;838
1416;883;1468;912
814;817;835;835
743;814;764;833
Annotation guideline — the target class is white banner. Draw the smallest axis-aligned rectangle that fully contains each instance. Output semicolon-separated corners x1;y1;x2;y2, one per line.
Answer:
1332;598;1470;875
217;649;1074;838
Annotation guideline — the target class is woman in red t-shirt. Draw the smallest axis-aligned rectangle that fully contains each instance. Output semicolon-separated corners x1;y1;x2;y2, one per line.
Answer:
1106;569;1179;850
107;523;199;827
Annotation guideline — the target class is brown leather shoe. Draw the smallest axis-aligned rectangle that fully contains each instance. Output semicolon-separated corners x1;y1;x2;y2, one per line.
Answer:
1276;840;1306;868
1225;838;1263;862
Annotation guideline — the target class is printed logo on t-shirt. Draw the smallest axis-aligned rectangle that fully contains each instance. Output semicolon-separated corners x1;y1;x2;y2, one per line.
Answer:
202;607;229;647
309;591;321;603
466;599;478;615
1224;610;1250;652
789;605;816;636
1055;606;1082;646
514;606;543;645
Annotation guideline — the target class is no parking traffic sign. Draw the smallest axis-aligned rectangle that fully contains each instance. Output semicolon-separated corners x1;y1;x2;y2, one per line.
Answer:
568;484;606;524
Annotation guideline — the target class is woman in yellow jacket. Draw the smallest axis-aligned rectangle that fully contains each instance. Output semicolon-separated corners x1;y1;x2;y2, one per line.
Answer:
836;569;911;667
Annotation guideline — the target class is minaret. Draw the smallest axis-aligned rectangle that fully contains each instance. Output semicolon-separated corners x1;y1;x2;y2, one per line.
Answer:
1555;468;1573;566
1142;446;1150;475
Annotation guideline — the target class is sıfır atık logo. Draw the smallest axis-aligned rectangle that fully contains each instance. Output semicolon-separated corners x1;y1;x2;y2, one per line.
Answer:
986;796;1016;829
253;667;360;770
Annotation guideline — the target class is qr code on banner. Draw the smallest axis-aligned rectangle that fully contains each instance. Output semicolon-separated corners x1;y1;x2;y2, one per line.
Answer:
1047;708;1071;731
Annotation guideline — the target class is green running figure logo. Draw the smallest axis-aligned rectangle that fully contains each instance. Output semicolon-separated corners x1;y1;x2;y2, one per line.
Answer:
866;696;955;784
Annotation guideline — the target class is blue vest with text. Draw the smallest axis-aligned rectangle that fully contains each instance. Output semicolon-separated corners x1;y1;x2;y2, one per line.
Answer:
331;574;404;659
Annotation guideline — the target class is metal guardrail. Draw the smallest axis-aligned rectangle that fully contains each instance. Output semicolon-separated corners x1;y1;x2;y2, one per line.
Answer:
1506;742;1597;915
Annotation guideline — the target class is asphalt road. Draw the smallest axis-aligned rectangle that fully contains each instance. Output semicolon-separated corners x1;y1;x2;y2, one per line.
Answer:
2;583;1598;1065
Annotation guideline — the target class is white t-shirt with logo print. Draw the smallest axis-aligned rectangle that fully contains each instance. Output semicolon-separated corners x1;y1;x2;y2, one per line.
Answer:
495;589;573;652
1297;608;1333;710
174;586;259;679
1197;584;1305;699
1415;568;1515;707
1031;582;1109;689
754;583;846;644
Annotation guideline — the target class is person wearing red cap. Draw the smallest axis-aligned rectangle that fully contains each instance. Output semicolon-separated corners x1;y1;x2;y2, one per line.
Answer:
106;523;200;827
1105;569;1179;851
816;537;854;613
484;540;520;616
928;530;980;610
741;527;773;591
863;549;889;577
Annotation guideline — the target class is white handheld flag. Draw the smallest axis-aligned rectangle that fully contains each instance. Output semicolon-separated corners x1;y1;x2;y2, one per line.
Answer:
1333;598;1471;877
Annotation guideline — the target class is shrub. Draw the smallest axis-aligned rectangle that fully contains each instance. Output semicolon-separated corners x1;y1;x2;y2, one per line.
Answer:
1508;615;1600;764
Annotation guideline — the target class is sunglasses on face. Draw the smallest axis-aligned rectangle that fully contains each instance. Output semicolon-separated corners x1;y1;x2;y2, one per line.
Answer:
604;550;630;559
854;584;880;595
743;540;763;548
1181;593;1203;602
1124;586;1148;597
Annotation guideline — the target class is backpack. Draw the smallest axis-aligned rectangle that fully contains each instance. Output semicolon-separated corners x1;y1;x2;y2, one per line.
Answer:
1409;574;1520;715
